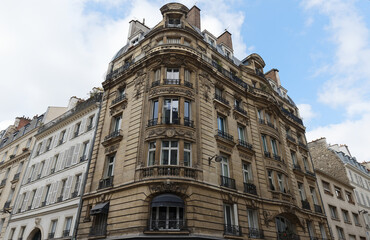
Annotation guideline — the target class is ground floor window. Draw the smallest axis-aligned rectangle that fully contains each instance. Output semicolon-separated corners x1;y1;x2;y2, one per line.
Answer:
150;194;184;230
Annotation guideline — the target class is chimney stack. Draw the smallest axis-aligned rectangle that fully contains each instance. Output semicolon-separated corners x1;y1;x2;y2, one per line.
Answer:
187;5;201;29
217;31;233;51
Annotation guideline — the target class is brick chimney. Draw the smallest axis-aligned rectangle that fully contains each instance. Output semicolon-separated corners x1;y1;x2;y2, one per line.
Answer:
265;68;281;86
217;31;233;51
15;117;31;130
187;5;201;29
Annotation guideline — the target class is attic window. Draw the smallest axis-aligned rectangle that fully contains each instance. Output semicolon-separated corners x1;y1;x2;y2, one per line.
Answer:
131;38;139;46
208;38;215;46
167;38;180;44
167;17;181;27
225;50;231;59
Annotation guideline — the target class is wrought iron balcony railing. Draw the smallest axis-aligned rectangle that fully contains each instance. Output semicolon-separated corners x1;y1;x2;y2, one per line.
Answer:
238;139;253;150
184;117;194;127
286;134;296;143
314;204;322;213
224;224;241;236
277;232;300;240
273;154;281;161
48;233;55;239
112;94;127;105
293;164;302;171
216;130;234;142
244;182;257;195
248;227;264;239
147;118;158;127
301;200;311;210
184;81;193;88
220;175;236;189
152;80;160;87
258;118;265;124
234;105;247;115
140;166;198;180
104;130;122;141
164;78;180;85
98;176;114;189
264;151;271;158
161;117;180;125
148;219;186;231
214;93;229;105
63;230;70;237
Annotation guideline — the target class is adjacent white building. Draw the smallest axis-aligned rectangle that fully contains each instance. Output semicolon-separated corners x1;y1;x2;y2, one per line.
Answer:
6;94;101;240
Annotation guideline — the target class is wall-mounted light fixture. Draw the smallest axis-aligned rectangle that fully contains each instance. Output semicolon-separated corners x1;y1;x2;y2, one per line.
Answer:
208;154;223;165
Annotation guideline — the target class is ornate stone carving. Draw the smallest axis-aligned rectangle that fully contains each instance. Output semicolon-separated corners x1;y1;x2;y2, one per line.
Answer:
217;143;233;153
263;210;273;227
149;182;188;195
199;72;212;102
214;101;230;116
134;69;147;99
104;144;119;154
146;127;194;140
149;87;194;98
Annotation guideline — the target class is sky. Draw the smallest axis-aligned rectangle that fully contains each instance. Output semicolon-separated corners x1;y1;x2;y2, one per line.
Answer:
1;0;370;161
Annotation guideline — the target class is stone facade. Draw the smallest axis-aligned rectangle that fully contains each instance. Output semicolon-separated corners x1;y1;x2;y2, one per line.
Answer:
309;138;370;240
77;3;329;240
5;94;102;240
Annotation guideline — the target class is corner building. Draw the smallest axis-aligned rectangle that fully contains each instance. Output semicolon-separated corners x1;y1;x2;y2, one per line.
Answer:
78;3;330;239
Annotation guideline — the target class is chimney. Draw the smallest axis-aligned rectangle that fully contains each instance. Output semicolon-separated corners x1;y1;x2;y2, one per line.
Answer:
187;5;201;29
217;31;233;51
265;69;281;86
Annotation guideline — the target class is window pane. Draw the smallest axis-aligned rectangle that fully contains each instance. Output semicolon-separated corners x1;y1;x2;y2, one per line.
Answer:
162;150;169;165
170;150;177;165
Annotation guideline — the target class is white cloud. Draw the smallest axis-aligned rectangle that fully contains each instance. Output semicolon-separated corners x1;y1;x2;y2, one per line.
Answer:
307;113;370;162
297;103;317;122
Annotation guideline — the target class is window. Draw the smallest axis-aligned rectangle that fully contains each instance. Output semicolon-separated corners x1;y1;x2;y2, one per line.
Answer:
329;205;338;219
184;142;191;167
221;156;229;178
265;113;271;124
1;152;7;162
247;209;261;238
16;161;24;174
353;212;360;225
63;217;73;237
35;143;42;156
277;173;286;193
224;204;239;235
37;161;45;179
267;170;275;191
8;228;15;240
87;115;95;131
335;186;343;199
163;99;179;124
74;122;81;138
319;223;327;239
208;38;215;46
184;70;190;83
112;115;122;132
349;235;356;240
271;139;278;156
166;68;179;81
155;69;161;82
18;226;26;240
105;155;115;177
51;154;58;173
302;157;310;171
243;162;252;183
184;100;191;126
217;115;226;133
49;220;58;238
257;109;264;121
59;130;66;145
29;189;37;209
237;125;246;142
261;135;268;153
45;137;52;151
168;18;180;26
322;181;331;194
150;194;184;230
336;226;345;240
26;138;32;148
81;141;89;161
149;100;159;126
342;209;350;223
161;141;178;165
307;221;315;239
4;167;10;179
13;145;19;155
167;38;180;44
310;187;319;205
298;182;306;200
91;202;109;236
290;151;297;165
59;179;67;201
215;87;223;98
147;142;156;166
0;218;4;233
43;184;51;205
346;191;354;203
73;174;82;196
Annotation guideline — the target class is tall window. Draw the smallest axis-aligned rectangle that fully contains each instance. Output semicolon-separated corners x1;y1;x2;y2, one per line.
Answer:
224;204;239;235
105;155;115;177
155;69;161;82
74;122;81;137
247;209;259;236
13;145;19;155
112;115;122;132
270;139;278;156
81;141;89;161
261;135;268;153
38;161;45;179
243;162;252;183
237;126;246;142
353;213;360;225
163;99;179;124
51;154;59;174
45;137;52;151
298;182;306;200
307;221;315;239
329;205;338;219
73;174;82;196
310;187;319;205
277;173;285;193
26;138;32;148
18;226;26;240
184;70;190;82
59;179;67;200
59;130;66;145
147;142;156;166
221;156;229;178
64;217;73;237
0;218;4;233
268;170;275;191
342;209;350;223
35;143;42;156
49;220;58;238
217;116;226;133
1;152;7;162
184;100;191;125
184;142;191;167
335;186;343;199
87;115;95;130
161;141;178;165
43;184;51;205
290;151;297;165
215;87;222;97
150;194;184;230
166;68;179;80
336;226;345;240
257;109;264;121
8;228;15;240
302;157;310;171
29;189;37;209
319;223;327;239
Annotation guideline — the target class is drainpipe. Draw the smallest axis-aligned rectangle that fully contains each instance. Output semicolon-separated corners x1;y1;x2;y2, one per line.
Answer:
72;96;102;240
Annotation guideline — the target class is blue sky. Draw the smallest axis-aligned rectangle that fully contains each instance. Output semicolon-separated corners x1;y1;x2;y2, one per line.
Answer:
1;0;370;161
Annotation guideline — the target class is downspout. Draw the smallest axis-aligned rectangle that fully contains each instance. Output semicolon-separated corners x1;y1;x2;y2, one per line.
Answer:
72;96;102;240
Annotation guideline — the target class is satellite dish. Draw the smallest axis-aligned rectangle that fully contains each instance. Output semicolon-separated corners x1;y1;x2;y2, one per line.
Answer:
215;155;223;162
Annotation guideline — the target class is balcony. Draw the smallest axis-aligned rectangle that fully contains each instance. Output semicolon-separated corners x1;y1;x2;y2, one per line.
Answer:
216;130;234;142
164;78;180;85
293;164;302;171
314;204;322;213
258;118;265;124
12;172;20;182
234;105;247;116
264;151;271;158
214;93;229;105
273;154;281;161
63;230;70;237
277;232;300;240
298;141;308;150
161;117;180;125
184;81;193;88
151;80;160;87
102;130;123;146
147;118;158;127
139;166;199;180
281;107;304;126
165;21;183;28
224;224;241;236
148;219;186;231
244;182;257;195
184;117;194;128
98;176;114;189
111;94;127;105
71;191;78;198
286;134;296;143
301;200;311;210
248;227;264;239
220;175;236;189
238;139;253;151
48;233;55;239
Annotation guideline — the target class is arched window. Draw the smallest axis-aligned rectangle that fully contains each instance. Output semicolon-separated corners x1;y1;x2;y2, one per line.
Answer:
150;194;185;230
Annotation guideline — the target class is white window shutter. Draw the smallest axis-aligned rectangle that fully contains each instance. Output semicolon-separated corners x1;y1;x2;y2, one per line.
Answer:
51;182;61;204
64;128;70;142
21;192;30;212
66;146;74;167
61;149;69;169
63;176;73;200
36;187;44;207
55;152;64;171
40;139;47;154
53;133;60;147
79;118;87;135
42;157;51;177
22;167;31;184
78;174;84;195
46;183;55;204
49;136;55;150
72;144;81;164
31;163;40;181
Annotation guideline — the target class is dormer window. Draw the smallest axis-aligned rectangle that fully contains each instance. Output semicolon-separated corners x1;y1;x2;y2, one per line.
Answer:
208;38;215;46
167;17;181;27
131;37;139;46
